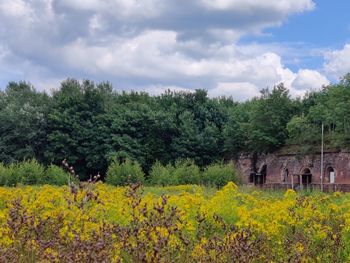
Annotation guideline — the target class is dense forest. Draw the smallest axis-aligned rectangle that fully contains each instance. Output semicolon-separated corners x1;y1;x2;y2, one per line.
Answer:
1;75;350;180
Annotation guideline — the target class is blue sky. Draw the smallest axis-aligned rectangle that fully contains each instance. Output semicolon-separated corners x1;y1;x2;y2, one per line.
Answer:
248;0;350;71
0;0;349;100
258;1;350;46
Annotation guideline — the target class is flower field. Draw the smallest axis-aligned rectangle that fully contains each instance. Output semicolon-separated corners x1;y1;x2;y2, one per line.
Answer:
0;183;349;262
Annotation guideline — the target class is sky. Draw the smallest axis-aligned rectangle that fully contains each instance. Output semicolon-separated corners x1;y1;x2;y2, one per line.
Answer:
0;0;349;101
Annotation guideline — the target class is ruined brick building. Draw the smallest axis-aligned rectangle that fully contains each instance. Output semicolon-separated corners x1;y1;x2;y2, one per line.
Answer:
235;149;350;191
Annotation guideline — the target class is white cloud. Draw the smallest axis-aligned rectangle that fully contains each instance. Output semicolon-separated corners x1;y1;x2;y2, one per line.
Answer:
142;85;193;96
324;44;350;78
200;0;314;14
291;69;329;92
0;0;326;100
0;0;32;17
209;82;260;101
57;0;164;19
58;31;305;91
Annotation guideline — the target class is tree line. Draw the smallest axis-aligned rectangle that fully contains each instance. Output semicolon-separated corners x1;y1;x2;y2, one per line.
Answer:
1;75;350;180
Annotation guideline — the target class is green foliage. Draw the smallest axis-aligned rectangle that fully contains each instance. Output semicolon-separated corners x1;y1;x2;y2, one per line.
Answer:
106;159;145;186
286;77;350;149
149;161;177;186
45;79;114;179
287;115;308;140
14;159;45;185
223;104;248;156
172;159;201;185
0;82;50;164
4;164;18;187
246;84;299;153
3;75;350;179
208;162;237;187
286;114;320;146
0;163;8;186
202;161;238;188
0;161;75;187
44;165;73;186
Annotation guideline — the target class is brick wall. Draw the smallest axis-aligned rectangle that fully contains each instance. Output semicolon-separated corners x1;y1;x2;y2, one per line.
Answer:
235;150;350;185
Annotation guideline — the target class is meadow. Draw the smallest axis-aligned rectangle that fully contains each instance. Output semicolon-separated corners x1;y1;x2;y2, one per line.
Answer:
0;182;348;262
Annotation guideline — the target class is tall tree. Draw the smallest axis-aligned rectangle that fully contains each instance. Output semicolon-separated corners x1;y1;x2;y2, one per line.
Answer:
247;84;297;153
45;79;113;178
0;82;50;163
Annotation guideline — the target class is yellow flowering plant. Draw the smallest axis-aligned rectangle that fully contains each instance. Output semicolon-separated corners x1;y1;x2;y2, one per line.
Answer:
0;182;348;262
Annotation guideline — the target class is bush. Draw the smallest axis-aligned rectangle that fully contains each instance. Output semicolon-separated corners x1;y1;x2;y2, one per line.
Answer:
202;161;238;188
149;161;177;186
0;161;78;187
44;165;73;186
172;159;200;185
105;159;145;186
4;164;18;187
0;163;8;186
0;163;18;187
14;160;45;185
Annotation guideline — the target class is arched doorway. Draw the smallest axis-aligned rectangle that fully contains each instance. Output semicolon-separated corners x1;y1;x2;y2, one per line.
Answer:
326;167;335;184
301;168;312;187
258;165;267;185
252;164;267;185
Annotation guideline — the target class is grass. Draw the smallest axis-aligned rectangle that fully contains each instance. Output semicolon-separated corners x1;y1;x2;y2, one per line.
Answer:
143;184;218;198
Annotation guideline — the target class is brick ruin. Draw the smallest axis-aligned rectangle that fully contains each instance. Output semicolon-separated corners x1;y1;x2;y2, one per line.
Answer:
235;149;350;191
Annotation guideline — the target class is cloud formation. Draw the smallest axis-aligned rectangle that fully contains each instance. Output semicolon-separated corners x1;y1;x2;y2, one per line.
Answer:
324;44;350;78
0;0;330;100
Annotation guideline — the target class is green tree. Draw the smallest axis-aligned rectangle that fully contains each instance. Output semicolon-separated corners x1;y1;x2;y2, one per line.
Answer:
247;84;297;153
0;82;50;163
105;159;145;186
172;159;201;185
202;161;238;188
45;79;114;179
149;161;177;186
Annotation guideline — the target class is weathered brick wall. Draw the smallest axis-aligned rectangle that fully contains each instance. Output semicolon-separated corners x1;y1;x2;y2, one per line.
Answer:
235;150;350;185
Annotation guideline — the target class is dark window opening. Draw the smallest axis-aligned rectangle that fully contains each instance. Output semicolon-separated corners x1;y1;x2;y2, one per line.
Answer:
250;165;267;185
283;168;289;182
301;168;312;186
255;165;267;185
249;172;254;183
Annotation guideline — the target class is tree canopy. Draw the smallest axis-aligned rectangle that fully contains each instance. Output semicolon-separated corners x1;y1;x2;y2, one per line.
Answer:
0;76;347;179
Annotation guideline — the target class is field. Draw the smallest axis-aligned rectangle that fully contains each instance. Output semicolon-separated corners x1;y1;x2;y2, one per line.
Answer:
0;182;349;262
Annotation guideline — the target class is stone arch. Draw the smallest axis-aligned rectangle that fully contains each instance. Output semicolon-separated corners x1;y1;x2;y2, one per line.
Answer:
325;166;336;184
282;168;289;182
251;163;267;185
280;161;289;183
300;167;312;186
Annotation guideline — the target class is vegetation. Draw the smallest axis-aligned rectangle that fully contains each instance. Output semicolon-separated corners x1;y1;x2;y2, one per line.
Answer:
202;161;239;188
0;160;74;186
0;159;240;187
105;159;145;186
0;182;348;262
149;161;177;186
1;75;350;179
172;159;201;185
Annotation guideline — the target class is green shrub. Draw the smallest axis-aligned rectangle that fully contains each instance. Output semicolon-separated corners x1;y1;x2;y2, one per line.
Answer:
44;165;72;186
0;163;8;186
202;161;238;188
106;159;145;186
5;164;18;187
14;160;45;185
172;159;200;185
149;161;177;186
0;161;78;187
